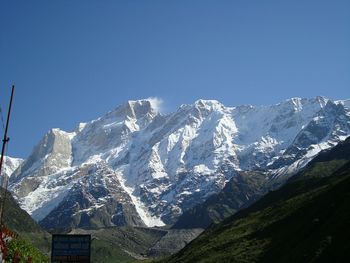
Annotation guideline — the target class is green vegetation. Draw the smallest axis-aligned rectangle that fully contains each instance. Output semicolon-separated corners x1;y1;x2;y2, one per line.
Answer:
70;226;202;262
6;238;49;263
71;226;166;263
91;238;134;263
1;190;51;254
0;189;50;261
160;138;350;262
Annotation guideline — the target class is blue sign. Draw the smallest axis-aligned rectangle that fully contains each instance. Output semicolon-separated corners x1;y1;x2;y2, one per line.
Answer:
51;234;91;263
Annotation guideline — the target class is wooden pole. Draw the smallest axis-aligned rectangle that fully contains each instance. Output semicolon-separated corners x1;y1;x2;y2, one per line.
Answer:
0;85;14;177
0;85;15;225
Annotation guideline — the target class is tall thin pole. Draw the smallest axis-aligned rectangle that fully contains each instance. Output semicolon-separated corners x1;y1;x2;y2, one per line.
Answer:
0;85;15;226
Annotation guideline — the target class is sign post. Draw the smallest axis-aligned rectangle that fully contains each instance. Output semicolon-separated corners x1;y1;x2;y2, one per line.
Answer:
51;234;91;263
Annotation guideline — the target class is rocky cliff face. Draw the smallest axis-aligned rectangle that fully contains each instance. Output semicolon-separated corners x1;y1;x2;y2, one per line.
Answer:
7;97;350;229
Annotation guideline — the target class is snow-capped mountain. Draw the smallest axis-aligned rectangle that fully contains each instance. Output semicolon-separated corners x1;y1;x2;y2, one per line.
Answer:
8;97;350;229
0;156;23;185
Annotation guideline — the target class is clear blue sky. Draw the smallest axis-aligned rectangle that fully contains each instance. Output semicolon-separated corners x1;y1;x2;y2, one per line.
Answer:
0;0;349;158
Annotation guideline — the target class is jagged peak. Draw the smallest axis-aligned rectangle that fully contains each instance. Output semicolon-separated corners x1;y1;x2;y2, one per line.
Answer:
127;98;161;112
103;98;160;121
321;99;347;114
1;155;24;162
335;98;350;109
271;96;329;112
127;99;151;109
278;96;328;104
175;100;227;121
182;99;225;114
50;128;66;134
281;97;304;111
1;156;24;178
194;99;223;108
48;128;75;140
314;95;329;107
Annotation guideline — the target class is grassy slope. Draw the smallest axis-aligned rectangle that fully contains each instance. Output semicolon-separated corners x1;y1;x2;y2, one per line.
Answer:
161;139;350;263
71;226;203;263
71;226;167;263
1;190;50;262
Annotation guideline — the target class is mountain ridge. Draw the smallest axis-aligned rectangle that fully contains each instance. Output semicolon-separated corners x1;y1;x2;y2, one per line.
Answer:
6;97;350;229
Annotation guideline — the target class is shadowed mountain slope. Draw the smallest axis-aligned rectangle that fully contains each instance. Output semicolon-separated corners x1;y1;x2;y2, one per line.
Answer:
162;137;350;263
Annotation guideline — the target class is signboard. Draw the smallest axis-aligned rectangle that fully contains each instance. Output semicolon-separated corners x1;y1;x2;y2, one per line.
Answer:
51;234;91;263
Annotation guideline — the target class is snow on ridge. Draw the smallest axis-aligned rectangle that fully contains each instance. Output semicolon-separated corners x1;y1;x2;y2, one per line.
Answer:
336;99;350;110
1;156;24;178
194;99;223;107
51;127;75;136
8;96;350;227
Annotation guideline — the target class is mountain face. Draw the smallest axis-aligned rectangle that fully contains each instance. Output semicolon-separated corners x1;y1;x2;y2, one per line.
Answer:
7;97;350;229
173;134;350;229
172;170;267;229
163;137;350;263
1;156;23;180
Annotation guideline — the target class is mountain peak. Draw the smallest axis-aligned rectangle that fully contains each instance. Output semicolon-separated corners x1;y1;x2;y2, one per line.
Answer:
109;99;160;120
127;98;162;110
314;95;329;107
335;98;350;110
95;99;160;127
8;96;350;230
1;156;24;179
193;99;225;111
273;96;329;113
